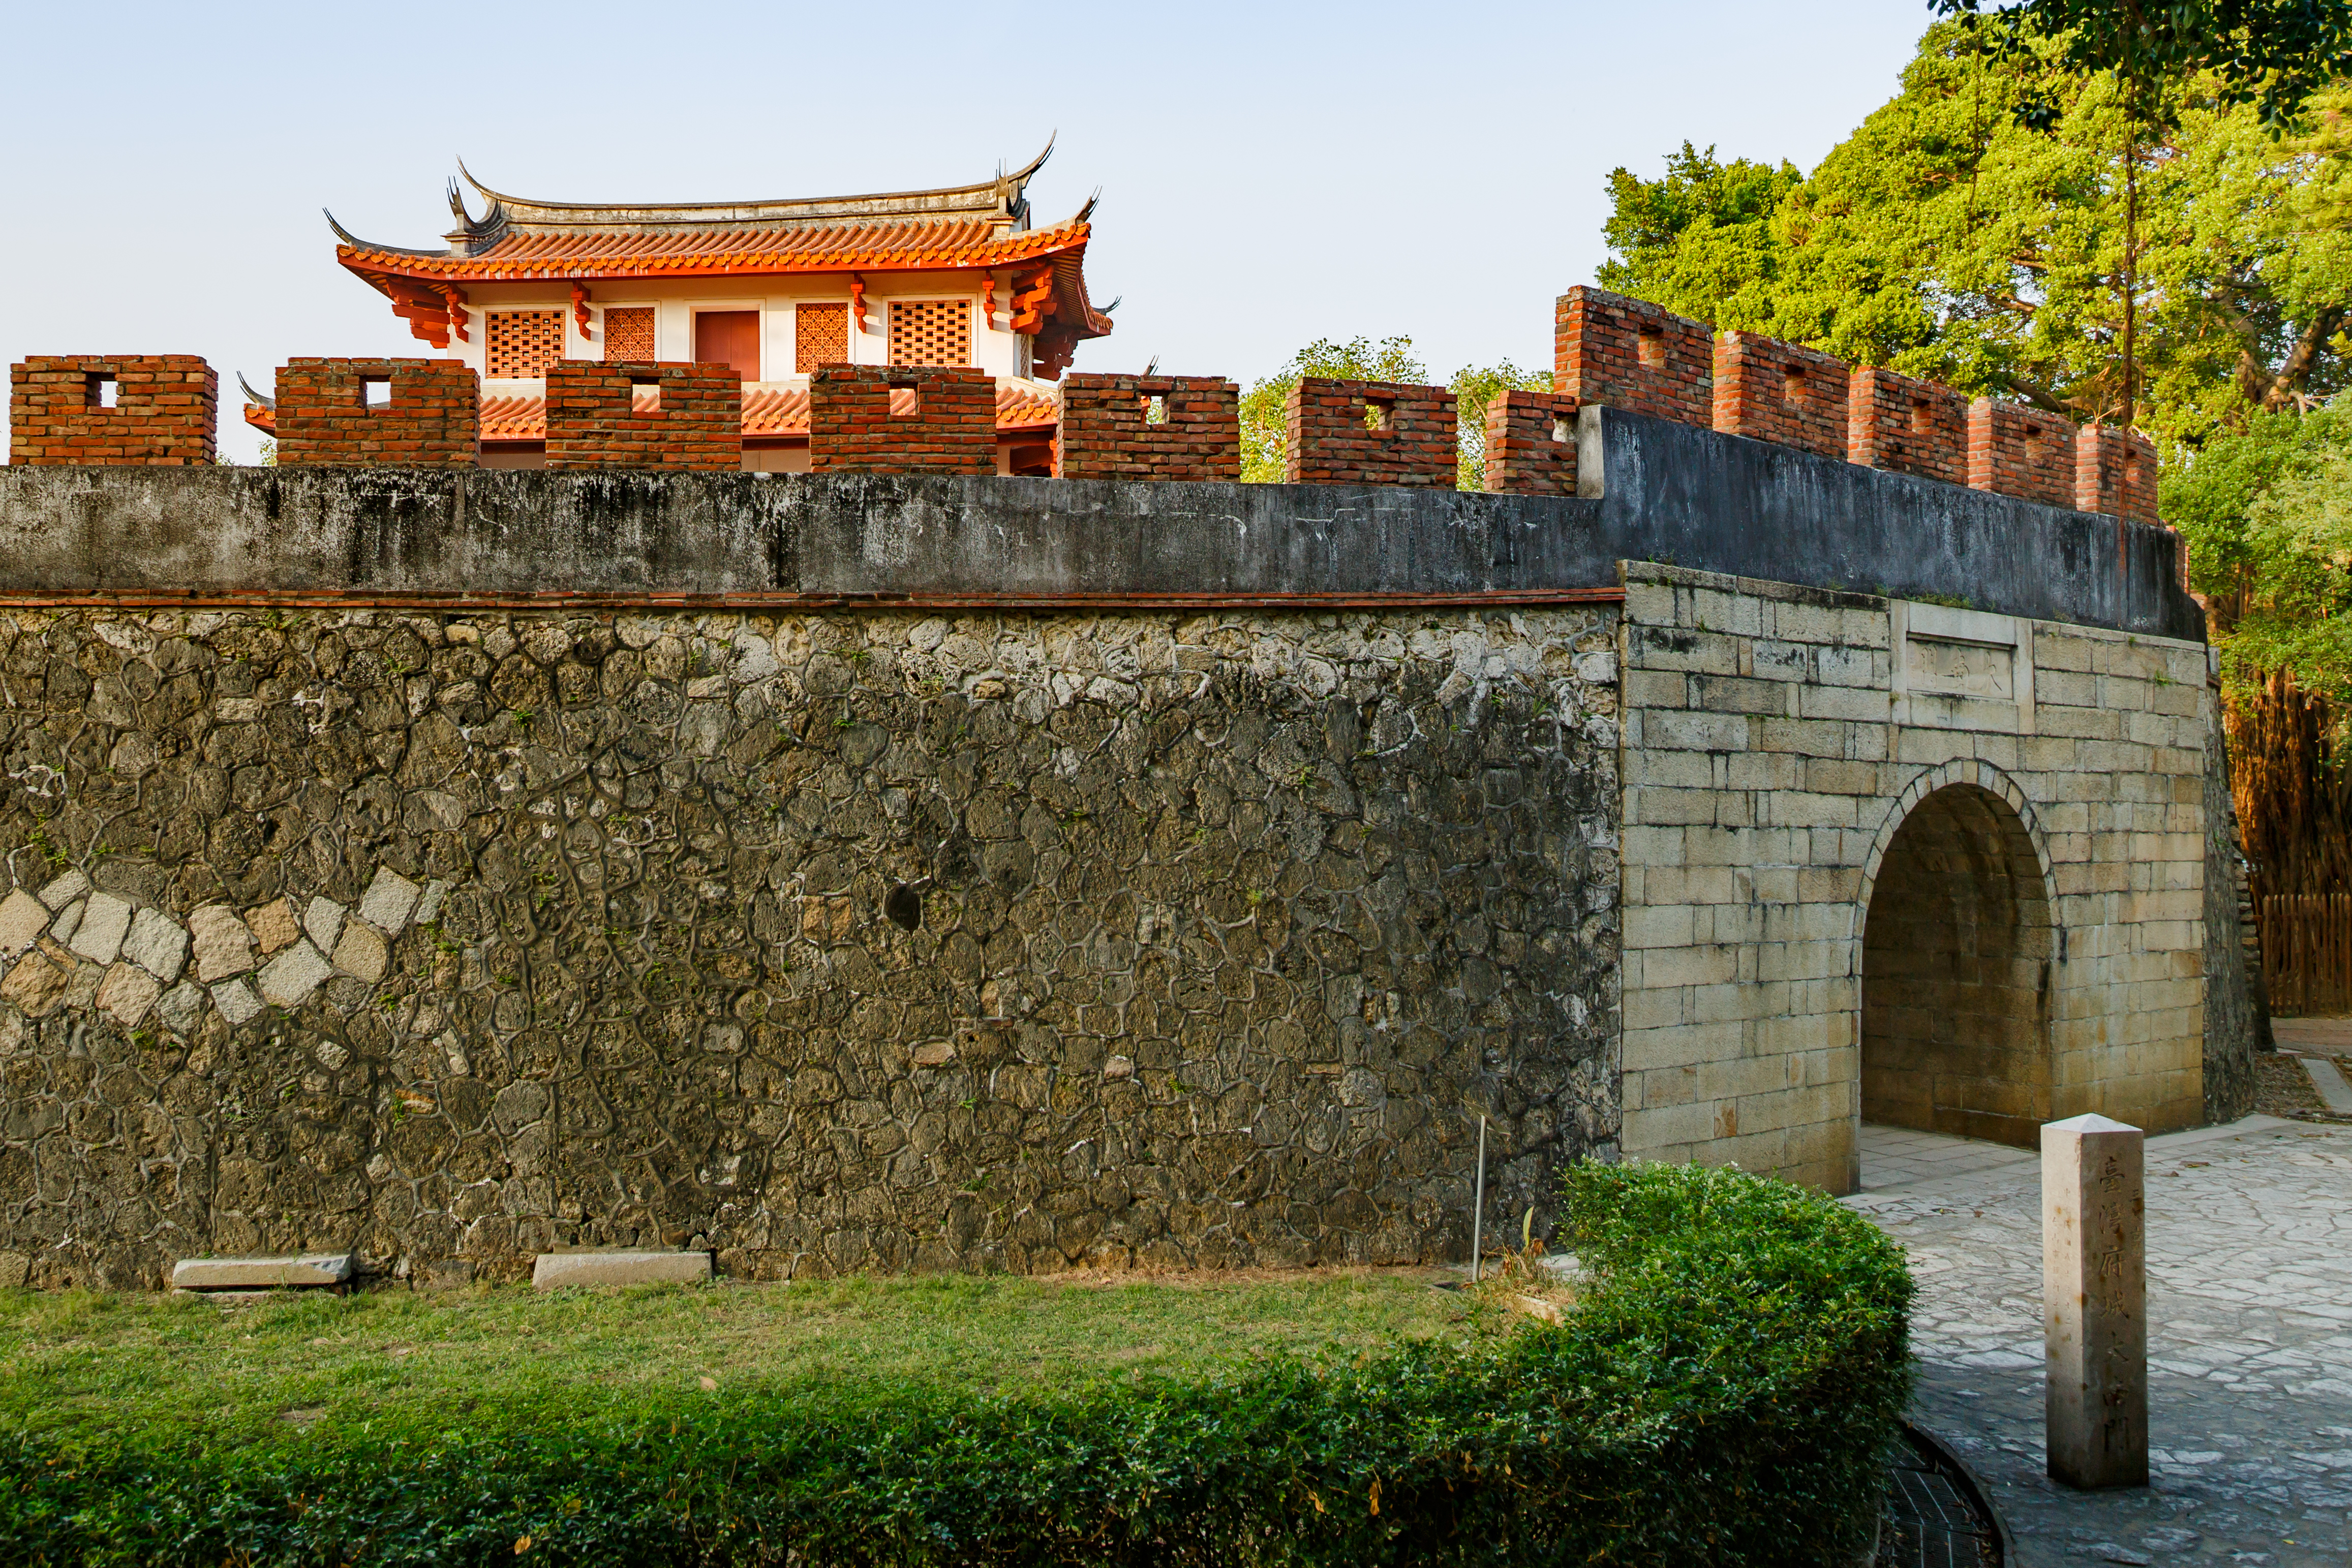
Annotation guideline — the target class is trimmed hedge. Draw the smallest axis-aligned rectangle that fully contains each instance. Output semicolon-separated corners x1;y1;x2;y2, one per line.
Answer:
1;1162;1911;1565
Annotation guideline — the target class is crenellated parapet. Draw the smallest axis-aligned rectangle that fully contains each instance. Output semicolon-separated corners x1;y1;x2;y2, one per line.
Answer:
7;299;2171;548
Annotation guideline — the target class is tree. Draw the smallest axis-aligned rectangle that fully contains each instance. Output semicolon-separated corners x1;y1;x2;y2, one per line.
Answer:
1596;145;1803;330
1598;22;2352;444
1930;0;2352;425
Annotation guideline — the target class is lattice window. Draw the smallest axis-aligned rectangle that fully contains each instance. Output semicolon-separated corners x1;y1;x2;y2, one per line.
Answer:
486;310;565;379
795;303;847;371
603;306;655;363
888;299;970;367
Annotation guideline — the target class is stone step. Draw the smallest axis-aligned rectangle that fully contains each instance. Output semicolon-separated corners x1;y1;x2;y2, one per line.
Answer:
171;1252;354;1290
531;1249;712;1290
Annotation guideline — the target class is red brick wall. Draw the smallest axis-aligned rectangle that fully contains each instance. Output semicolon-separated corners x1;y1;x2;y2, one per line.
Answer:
1847;367;1968;487
1713;332;1850;459
2074;423;2158;528
1967;398;2077;510
9;356;217;466
276;359;479;467
545;362;741;470
808;365;995;475
1283;378;1456;486
1483;390;1578;495
1553;287;1712;427
1054;375;1240;481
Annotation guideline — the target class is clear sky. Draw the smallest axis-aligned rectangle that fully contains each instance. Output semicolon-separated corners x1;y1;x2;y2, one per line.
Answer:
3;1;1933;462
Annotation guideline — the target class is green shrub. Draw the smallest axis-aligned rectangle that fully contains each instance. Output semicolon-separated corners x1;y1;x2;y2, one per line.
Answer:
0;1162;1910;1565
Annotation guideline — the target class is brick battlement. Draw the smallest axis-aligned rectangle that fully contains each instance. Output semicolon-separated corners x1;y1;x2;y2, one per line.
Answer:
809;365;995;475
1714;333;1849;459
1848;367;1968;487
1968;397;2076;512
2075;422;2157;529
9;356;217;466
276;359;478;468
546;362;742;471
1555;287;1713;428
1484;390;1578;496
8;298;2165;531
1284;378;1456;486
1055;375;1239;481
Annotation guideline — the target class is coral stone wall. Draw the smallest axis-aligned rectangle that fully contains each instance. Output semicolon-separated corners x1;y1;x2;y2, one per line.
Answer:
0;604;1622;1289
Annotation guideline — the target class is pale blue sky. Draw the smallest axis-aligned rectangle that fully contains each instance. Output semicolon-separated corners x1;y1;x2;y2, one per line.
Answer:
3;1;1934;461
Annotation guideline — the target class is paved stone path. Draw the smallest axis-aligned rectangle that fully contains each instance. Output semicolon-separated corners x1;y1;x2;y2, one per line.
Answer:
1847;1118;2352;1567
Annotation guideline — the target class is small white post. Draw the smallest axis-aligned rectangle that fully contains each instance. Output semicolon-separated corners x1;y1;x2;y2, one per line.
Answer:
1471;1115;1487;1283
2042;1113;2148;1490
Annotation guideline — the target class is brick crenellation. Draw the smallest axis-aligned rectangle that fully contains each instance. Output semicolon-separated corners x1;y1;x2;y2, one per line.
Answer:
9;356;218;467
1848;367;1969;486
276;359;479;468
1554;287;1713;428
809;365;996;475
1483;390;1579;496
1055;375;1240;481
1714;332;1850;460
545;361;743;471
1968;397;2078;512
1284;378;1457;487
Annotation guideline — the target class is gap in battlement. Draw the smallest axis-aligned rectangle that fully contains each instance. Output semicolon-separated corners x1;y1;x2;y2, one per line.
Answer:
1364;395;1395;432
85;374;117;410
1144;393;1168;425
361;377;390;411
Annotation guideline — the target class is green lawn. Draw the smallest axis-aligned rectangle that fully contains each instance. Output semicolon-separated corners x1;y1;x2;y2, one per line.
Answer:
0;1270;1481;1449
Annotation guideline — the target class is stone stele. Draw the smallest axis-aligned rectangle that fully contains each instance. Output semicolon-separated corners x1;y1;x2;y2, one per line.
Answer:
531;1249;714;1290
2042;1113;2149;1489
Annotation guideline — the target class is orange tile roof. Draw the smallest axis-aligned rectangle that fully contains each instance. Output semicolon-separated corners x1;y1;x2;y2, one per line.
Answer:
247;381;1060;442
341;217;1092;285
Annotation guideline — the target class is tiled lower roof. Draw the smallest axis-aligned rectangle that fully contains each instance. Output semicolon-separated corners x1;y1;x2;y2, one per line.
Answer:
252;381;1061;442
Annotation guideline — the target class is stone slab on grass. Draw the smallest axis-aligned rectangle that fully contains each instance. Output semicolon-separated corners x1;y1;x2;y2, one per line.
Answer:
172;1252;354;1290
532;1249;712;1290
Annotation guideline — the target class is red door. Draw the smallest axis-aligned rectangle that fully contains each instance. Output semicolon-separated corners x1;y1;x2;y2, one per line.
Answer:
694;311;761;381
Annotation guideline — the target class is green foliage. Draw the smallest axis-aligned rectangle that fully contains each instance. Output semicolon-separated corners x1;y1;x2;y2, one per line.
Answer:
1929;0;2352;130
0;1164;1912;1567
1598;22;2352;444
1598;142;1805;331
2165;403;2352;700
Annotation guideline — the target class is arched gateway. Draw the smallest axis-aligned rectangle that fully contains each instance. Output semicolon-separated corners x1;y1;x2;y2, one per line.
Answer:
1859;781;2056;1148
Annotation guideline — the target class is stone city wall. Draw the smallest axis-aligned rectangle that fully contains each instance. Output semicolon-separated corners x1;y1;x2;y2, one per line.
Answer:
0;602;1621;1289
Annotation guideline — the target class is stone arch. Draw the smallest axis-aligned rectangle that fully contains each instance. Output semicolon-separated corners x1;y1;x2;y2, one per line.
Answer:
1855;760;2058;1148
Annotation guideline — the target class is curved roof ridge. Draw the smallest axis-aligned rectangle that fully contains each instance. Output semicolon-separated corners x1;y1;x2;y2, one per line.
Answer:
452;138;1054;227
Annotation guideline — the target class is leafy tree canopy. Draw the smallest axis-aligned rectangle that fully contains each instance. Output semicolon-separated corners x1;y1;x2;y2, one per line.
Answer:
1599;23;2352;445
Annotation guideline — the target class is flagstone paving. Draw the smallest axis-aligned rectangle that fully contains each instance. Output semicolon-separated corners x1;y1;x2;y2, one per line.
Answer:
1847;1118;2352;1567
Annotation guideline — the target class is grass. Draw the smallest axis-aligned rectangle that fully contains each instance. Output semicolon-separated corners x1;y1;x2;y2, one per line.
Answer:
0;1269;1482;1452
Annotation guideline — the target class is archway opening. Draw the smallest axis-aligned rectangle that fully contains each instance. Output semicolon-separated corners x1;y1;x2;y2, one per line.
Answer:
1861;782;2054;1149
